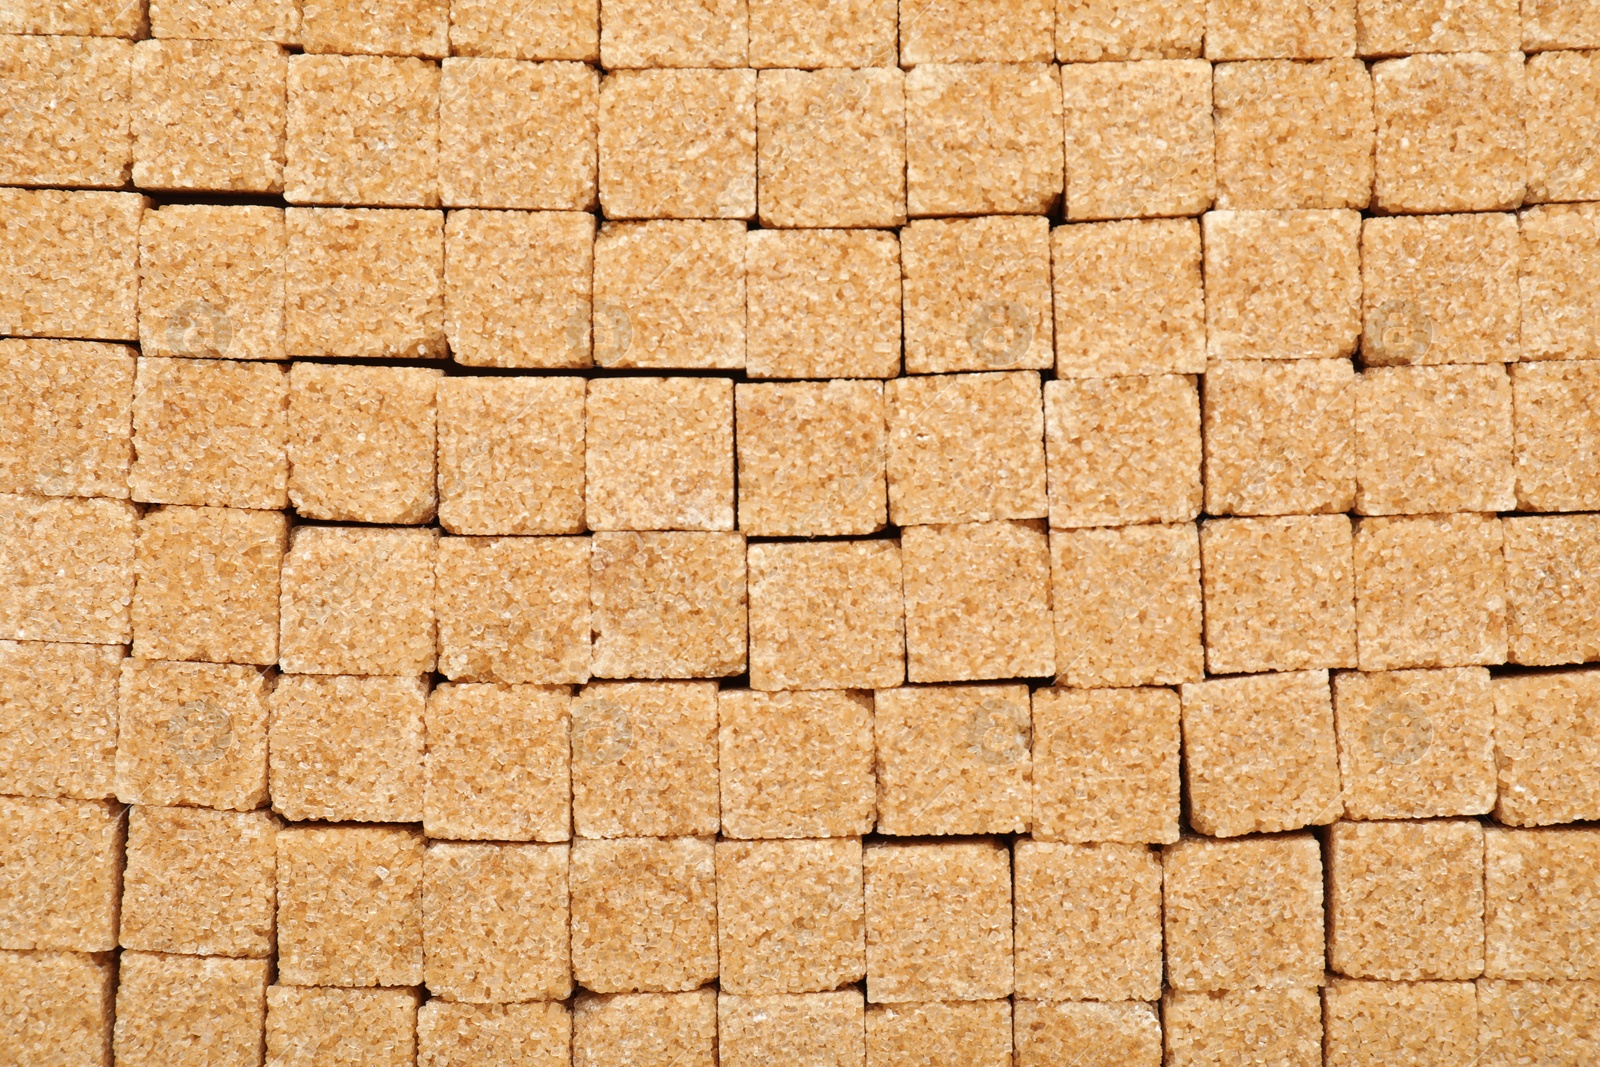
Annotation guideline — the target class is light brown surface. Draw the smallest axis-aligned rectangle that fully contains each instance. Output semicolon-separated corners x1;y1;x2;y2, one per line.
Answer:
1163;986;1323;1067
1513;361;1600;510
138;204;287;362
298;0;447;56
599;69;754;219
1504;515;1600;666
585;376;735;528
1323;979;1478;1067
0;34;132;188
716;837;865;994
447;0;597;59
1520;202;1600;361
866;1000;1013;1067
1057;0;1203;60
572;990;717;1067
572;681;718;838
113;954;269;1067
1205;0;1356;58
748;0;894;67
599;0;747;67
569;837;717;993
0;950;115;1067
745;228;901;378
442;59;597;210
0;189;143;341
736;380;886;536
1527;48;1600;203
270;674;427;824
590;221;746;369
899;0;1052;62
1357;0;1517;55
285;54;439;206
0;796;124;952
0;340;134;499
424;683;570;843
265;986;420;1067
436;536;591;684
1032;686;1181;844
148;0;300;42
0;640;122;801
1014;1000;1163;1067
418;1001;571;1067
719;991;866;1067
0;495;135;645
1477;979;1600;1067
1484;827;1600;980
589;531;746;679
1492;669;1600;825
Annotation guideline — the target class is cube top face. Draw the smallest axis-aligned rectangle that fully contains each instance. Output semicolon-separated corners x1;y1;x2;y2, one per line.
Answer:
0;188;142;342
0;34;132;189
899;0;1053;63
0;949;115;1067
1205;0;1357;59
585;376;735;532
266;985;421;1067
590;220;746;370
1485;827;1600;980
588;531;746;680
424;682;569;843
0;639;122;801
1493;669;1600;826
569;836;718;993
1323;978;1478;1067
571;681;718;838
0;493;136;646
1504;515;1600;668
0;338;134;501
0;795;124;952
716;837;865;995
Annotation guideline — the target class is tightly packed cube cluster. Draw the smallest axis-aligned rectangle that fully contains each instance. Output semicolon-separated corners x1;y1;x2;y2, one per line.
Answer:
4;0;1600;1065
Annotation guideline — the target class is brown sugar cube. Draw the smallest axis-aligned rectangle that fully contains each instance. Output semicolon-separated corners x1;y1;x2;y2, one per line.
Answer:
1015;1001;1161;1067
866;1002;1011;1067
1061;60;1212;220
424;842;570;1003
278;526;437;677
1360;212;1520;366
875;685;1031;835
285;55;438;206
139;205;286;363
285;207;445;359
1524;0;1600;48
148;0;299;42
1329;819;1485;980
0;34;131;188
1478;979;1600;1066
441;59;596;210
448;0;597;60
270;674;425;823
437;377;585;535
572;681;717;838
756;68;906;229
1332;666;1497;820
599;69;754;220
905;63;1061;217
1354;513;1508;671
863;839;1012;1002
1050;523;1203;689
1163;988;1322;1067
1529;51;1600;204
115;659;269;811
1505;516;1600;666
1373;52;1525;213
132;505;286;666
572;990;716;1067
131;357;288;509
120;805;275;957
437;536;590;684
1521;203;1600;362
0;339;134;499
749;0;895;67
1051;219;1204;378
1358;0;1518;54
1162;833;1325;991
1200;515;1356;674
1203;359;1355;516
745;228;901;378
265;986;420;1067
1486;827;1600;979
747;539;903;691
113;953;268;1067
0;641;121;800
599;0;747;67
131;40;286;193
1032;686;1179;844
444;209;593;369
590;532;746;679
425;683;569;842
902;523;1054;682
1355;365;1515;515
418;1001;570;1067
0;495;135;645
1493;670;1600;825
585;377;734;528
0;796;123;951
590;221;745;370
570;837;717;993
718;689;875;839
1180;670;1342;836
1;0;147;34
1205;0;1355;57
1204;208;1363;360
720;991;865;1067
300;0;446;55
1014;840;1162;1001
1044;375;1201;527
735;381;885;537
1513;363;1600;510
902;215;1052;373
0;189;142;341
276;825;423;987
1057;0;1202;60
0;951;114;1067
717;838;865;994
1324;979;1477;1067
900;0;1051;61
1213;59;1373;210
886;371;1046;525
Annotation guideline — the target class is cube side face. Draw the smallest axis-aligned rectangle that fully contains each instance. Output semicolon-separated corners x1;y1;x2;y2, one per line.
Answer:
1356;0;1519;55
1056;0;1204;61
436;537;591;685
0;949;116;1067
863;840;1013;1002
299;0;449;56
1162;834;1325;991
1014;1000;1163;1067
1513;363;1600;512
275;826;425;987
718;991;866;1067
865;1000;1013;1067
1504;517;1600;668
1484;828;1600;980
745;229;902;379
748;0;897;68
1332;666;1497;820
265;986;421;1067
585;377;736;531
1323;979;1478;1067
418;1000;571;1067
148;0;302;43
569;838;718;993
114;659;270;812
1050;523;1204;689
0;0;147;35
715;838;865;994
598;0;748;68
448;0;599;61
874;685;1031;835
572;681;718;839
572;990;717;1067
1522;0;1600;49
285;55;440;207
1162;987;1323;1067
1328;819;1486;981
589;532;747;680
1520;203;1600;363
0;35;132;188
899;0;1053;62
0;339;134;500
1204;0;1356;58
0;189;142;342
0;796;124;952
1492;671;1600;826
1032;686;1181;845
113;953;270;1067
1477;979;1600;1067
590;221;746;371
119;805;277;957
424;683;570;843
270;674;427;824
0;495;137;645
0;640;123;800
